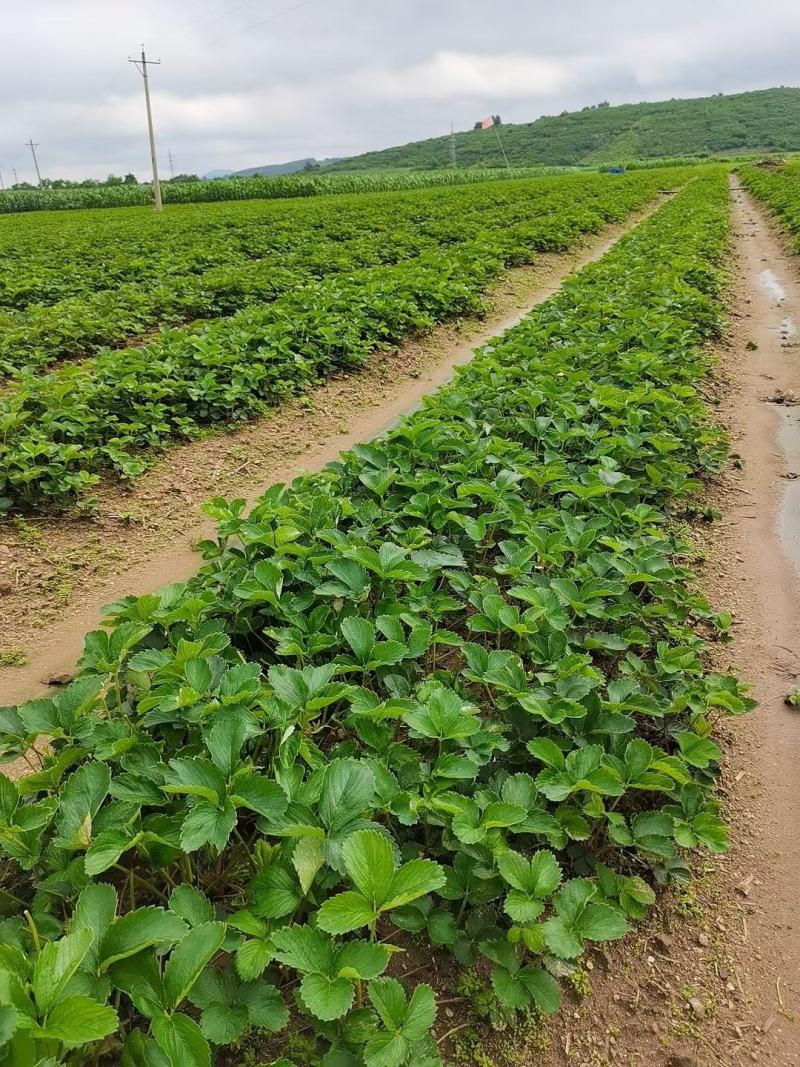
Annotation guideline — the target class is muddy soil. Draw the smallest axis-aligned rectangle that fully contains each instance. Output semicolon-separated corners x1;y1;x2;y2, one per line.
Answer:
0;202;666;706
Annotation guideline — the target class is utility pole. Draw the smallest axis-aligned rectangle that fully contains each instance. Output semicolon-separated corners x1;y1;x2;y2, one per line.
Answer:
449;122;457;168
129;47;163;211
12;167;18;186
168;150;175;180
0;166;4;192
26;139;42;187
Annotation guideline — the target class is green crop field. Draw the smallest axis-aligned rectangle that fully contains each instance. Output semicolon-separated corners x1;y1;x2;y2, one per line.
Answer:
0;167;696;513
0;165;757;1067
0;166;551;215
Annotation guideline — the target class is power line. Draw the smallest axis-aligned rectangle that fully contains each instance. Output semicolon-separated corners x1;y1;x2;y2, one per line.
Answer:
129;47;164;211
206;0;263;28
26;140;43;187
243;0;318;32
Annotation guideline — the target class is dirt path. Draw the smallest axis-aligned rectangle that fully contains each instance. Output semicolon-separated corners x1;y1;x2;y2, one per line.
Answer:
531;176;800;1067
0;201;668;707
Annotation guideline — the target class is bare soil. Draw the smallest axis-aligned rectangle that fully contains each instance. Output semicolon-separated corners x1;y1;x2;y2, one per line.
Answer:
0;202;666;706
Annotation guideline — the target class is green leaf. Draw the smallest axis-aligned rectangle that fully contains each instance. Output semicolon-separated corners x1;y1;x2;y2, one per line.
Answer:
53;761;111;850
577;903;628;942
541;916;583;959
163;758;225;805
341;830;395;907
676;731;722;769
180;800;237;853
527;737;566;769
0;1005;16;1047
341;617;375;663
299;973;354;1021
206;716;247;778
369;977;408;1032
251;865;301;918
85;828;138;875
230;775;288;819
240;982;288;1032
100;907;187;972
319;759;375;832
317;891;376;935
151;1011;211;1067
497;849;561;898
404;689;480;741
36;995;119;1046
164;922;226;1010
491;965;529;1010
384;858;446;910
109;949;166;1018
33;928;94;1014
335;940;390;981
364;1031;409;1067
236;937;273;981
518;965;561;1014
70;882;118;971
169;886;214;929
292;836;325;894
200;1002;249;1046
503;890;544;924
402;983;437;1040
271;925;335;976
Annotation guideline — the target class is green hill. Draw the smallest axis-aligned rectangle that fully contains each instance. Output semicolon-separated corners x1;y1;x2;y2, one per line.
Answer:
329;87;800;171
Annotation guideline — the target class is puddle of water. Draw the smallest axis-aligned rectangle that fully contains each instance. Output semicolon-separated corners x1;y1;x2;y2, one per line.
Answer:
776;408;800;578
759;268;788;305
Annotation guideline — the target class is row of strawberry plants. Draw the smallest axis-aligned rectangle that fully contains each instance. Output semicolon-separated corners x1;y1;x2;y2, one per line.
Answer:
0;172;672;375
739;161;800;247
0;170;751;1067
0;172;674;511
2;175;598;312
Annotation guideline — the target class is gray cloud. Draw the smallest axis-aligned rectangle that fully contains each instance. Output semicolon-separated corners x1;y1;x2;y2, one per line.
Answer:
2;0;799;181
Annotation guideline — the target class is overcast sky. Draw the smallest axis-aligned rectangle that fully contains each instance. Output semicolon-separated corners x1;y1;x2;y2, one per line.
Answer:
3;0;800;182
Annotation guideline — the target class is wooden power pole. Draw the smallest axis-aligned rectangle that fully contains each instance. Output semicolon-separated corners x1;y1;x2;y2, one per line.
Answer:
129;47;163;211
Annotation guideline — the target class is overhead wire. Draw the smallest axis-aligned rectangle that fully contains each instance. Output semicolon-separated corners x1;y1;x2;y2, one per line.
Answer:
241;0;319;33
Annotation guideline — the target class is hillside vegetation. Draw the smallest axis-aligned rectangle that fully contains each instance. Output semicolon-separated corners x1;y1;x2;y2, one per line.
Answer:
329;87;800;170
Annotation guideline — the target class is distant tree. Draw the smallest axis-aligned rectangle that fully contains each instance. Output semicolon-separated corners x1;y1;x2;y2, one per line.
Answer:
105;174;124;185
123;173;138;184
302;160;320;171
169;173;200;183
597;100;610;108
493;114;502;126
